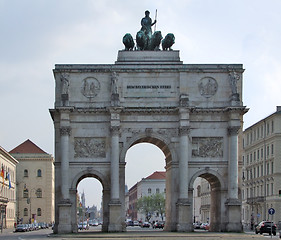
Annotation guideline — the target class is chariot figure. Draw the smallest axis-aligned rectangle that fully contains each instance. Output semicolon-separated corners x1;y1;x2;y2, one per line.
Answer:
141;10;156;37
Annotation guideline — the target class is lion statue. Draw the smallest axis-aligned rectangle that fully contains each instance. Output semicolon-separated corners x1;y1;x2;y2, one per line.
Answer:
122;33;135;51
149;31;162;51
136;30;148;50
162;33;175;51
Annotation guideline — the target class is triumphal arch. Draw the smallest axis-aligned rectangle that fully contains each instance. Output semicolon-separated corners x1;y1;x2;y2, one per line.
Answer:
50;16;247;233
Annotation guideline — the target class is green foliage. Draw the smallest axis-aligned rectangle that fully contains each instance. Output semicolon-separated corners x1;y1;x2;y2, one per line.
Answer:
137;193;165;221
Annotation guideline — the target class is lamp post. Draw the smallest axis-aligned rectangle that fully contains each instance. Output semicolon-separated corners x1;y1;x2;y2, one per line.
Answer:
24;185;38;224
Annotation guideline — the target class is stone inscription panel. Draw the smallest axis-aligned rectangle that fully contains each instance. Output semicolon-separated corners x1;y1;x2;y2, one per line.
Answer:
192;137;223;158
123;77;177;98
74;137;106;158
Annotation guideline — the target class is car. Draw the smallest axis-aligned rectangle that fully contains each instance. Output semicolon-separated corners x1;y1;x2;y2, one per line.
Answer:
255;221;276;235
193;222;201;229
133;220;139;226
78;222;89;230
141;222;150;228
200;223;210;230
153;221;164;229
15;224;28;232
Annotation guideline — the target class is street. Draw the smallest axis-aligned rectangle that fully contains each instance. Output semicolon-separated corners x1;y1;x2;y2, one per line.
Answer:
1;226;281;240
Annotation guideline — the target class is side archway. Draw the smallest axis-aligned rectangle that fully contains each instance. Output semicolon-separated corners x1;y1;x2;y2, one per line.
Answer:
189;168;226;232
70;169;110;232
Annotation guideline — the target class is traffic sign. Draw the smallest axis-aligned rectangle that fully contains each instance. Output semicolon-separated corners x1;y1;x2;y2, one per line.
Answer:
268;208;275;215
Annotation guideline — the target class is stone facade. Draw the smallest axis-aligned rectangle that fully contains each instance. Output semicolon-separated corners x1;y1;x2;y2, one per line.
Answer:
242;106;281;229
10;140;55;225
0;146;18;229
50;50;247;233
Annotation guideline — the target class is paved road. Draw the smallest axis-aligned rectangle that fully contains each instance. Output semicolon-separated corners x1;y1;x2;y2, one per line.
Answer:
1;226;280;240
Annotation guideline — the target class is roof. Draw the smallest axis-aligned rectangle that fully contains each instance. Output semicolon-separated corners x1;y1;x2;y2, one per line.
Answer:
145;171;166;180
0;145;19;165
9;139;47;154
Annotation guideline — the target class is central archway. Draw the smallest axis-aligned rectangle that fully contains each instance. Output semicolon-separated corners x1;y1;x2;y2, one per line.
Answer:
120;134;177;231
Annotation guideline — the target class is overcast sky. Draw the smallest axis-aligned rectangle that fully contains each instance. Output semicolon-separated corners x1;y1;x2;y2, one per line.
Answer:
1;0;281;208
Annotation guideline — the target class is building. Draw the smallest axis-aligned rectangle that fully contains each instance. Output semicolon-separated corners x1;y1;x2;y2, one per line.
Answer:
127;171;166;222
0;146;18;229
242;106;281;228
10;139;54;225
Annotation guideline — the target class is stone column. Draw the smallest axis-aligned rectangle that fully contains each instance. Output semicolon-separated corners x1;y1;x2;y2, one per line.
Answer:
179;126;190;199
60;126;71;200
177;107;192;232
110;126;120;201
228;126;240;200
226;126;242;232
57;126;72;234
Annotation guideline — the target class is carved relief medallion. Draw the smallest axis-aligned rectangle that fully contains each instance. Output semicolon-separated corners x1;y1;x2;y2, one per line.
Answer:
198;77;218;98
74;137;106;158
81;77;100;98
192;137;223;158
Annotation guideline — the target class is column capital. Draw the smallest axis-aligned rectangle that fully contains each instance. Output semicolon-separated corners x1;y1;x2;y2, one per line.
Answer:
110;126;120;135
60;126;71;136
179;126;190;136
227;126;240;136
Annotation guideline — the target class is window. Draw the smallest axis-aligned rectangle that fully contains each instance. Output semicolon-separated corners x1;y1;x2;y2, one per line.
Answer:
271;183;274;195
271;162;274;174
267;163;270;175
23;189;28;198
257;150;260;160
156;188;160;194
271;144;274;155
261;165;263;176
24;208;28;216
36;188;42;198
37;208;41;216
261;148;263;159
148;188;151;194
24;169;28;177
267;146;270;156
37;169;42;177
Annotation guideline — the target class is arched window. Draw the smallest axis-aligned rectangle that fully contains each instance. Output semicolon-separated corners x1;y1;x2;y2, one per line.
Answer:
37;208;42;216
36;188;42;198
37;169;42;177
24;169;28;177
148;188;151;194
24;208;28;216
23;188;28;198
156;188;160;194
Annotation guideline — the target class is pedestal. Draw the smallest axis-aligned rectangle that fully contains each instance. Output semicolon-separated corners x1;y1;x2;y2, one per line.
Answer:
57;200;72;233
225;199;242;232
176;199;193;232
108;202;124;232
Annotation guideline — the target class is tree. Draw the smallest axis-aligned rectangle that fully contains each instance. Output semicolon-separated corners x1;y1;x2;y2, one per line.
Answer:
153;193;165;221
137;193;165;221
137;195;153;221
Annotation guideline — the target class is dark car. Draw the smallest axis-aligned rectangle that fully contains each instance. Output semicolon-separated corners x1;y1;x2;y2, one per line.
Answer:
15;224;28;232
141;222;150;228
255;221;276;235
153;221;164;229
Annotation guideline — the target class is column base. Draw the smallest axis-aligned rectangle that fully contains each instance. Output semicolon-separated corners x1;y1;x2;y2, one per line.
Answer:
225;199;242;232
176;199;193;232
57;199;72;234
108;201;125;232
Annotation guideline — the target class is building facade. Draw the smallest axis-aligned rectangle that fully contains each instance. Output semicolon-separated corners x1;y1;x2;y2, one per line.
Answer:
10;139;55;225
242;106;281;229
0;146;18;229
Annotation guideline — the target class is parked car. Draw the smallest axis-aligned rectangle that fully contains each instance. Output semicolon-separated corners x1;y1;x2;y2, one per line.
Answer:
200;223;210;230
15;224;28;232
193;222;201;229
153;221;164;229
141;222;150;228
133;220;139;226
255;221;276;235
78;222;89;230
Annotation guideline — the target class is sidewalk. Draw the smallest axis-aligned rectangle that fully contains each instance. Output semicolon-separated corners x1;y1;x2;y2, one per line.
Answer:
47;231;272;240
